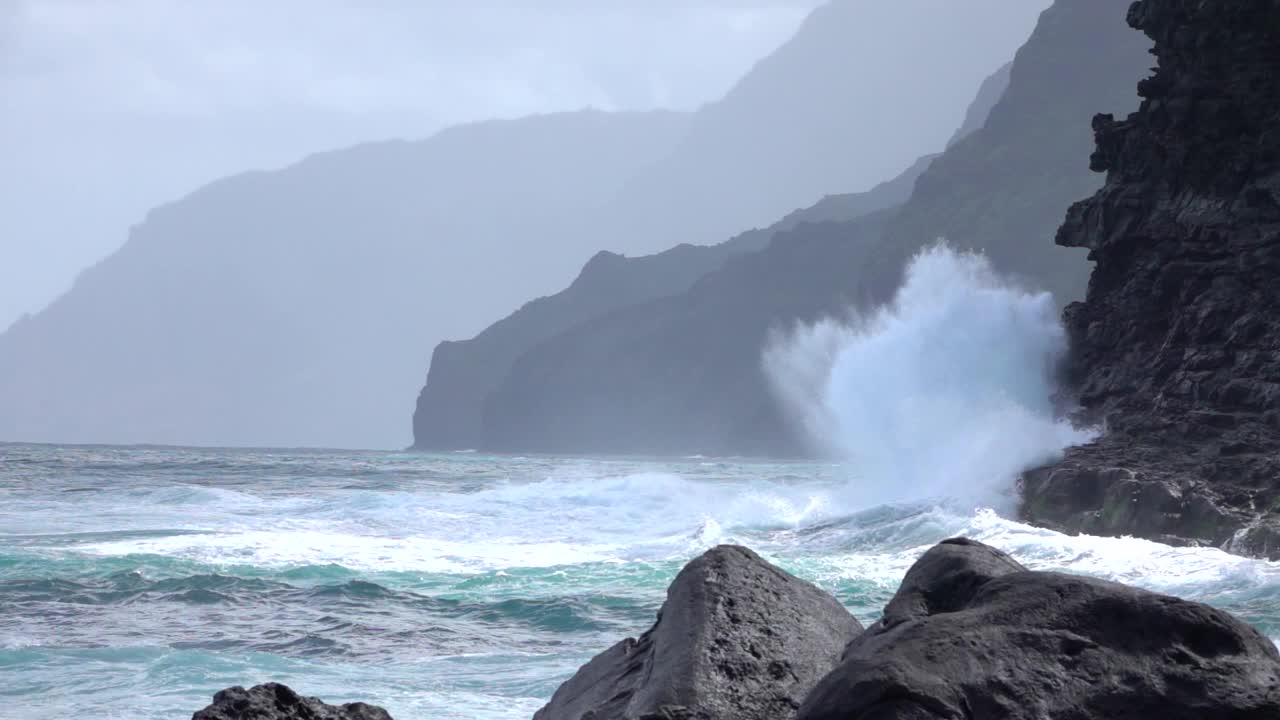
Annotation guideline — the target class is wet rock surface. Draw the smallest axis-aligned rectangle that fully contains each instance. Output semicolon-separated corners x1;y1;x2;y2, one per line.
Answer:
532;545;862;720
798;538;1280;720
192;683;393;720
1023;0;1280;555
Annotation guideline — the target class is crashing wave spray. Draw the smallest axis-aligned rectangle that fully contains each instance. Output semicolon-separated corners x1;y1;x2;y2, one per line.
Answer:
764;244;1094;513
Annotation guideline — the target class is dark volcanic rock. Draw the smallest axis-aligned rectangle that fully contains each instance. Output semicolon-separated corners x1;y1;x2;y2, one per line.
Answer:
534;545;862;720
863;0;1151;308
1021;0;1280;554
797;538;1280;720
192;683;392;720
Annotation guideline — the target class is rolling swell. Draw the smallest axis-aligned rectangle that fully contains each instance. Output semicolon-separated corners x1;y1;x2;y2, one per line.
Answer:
3;445;1280;719
0;562;655;660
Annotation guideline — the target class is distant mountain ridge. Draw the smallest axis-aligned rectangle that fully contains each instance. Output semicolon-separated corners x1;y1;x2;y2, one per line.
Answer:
597;1;1049;256
452;0;1153;457
0;111;690;449
411;56;1017;451
413;152;938;450
0;0;1052;449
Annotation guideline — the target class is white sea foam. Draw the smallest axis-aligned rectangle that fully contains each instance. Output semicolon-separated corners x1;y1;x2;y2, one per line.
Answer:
765;244;1096;513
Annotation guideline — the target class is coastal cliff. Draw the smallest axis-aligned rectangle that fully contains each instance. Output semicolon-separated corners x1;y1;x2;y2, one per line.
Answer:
410;7;1023;454
1021;0;1280;555
412;156;933;451
459;0;1150;457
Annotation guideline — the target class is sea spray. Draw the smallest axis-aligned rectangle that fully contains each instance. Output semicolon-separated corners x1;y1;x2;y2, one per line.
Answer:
764;244;1095;513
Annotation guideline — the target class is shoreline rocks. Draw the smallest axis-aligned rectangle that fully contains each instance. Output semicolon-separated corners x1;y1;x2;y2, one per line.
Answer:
196;540;1280;719
532;545;863;720
799;538;1280;719
192;683;393;720
538;541;1280;720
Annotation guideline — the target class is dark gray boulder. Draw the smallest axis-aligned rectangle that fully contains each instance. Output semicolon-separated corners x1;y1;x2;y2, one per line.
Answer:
798;538;1280;720
534;545;863;720
192;683;393;720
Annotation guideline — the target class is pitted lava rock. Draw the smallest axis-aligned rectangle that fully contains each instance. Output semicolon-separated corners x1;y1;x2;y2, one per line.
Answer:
1022;0;1280;556
532;545;862;720
192;683;393;720
797;538;1280;720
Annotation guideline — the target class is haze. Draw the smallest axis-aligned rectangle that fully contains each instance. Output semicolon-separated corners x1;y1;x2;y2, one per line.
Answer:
0;0;1051;449
1;0;823;331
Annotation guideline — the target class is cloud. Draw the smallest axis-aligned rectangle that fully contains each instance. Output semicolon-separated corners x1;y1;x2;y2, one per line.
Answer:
3;0;819;119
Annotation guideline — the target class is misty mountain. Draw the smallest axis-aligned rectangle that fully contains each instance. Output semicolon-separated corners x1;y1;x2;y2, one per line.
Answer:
463;0;1153;457
412;58;1016;452
0;111;689;449
0;0;1044;449
598;1;1048;255
413;152;938;451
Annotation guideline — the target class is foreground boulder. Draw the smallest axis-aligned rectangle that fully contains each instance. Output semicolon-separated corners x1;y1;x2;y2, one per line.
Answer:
534;545;863;720
192;683;392;720
798;538;1280;720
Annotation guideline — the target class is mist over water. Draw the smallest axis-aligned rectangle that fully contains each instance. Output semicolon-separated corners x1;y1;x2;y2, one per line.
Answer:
766;244;1095;513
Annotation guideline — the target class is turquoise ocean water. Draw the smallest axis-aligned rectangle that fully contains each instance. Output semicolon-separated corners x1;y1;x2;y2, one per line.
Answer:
2;443;1279;719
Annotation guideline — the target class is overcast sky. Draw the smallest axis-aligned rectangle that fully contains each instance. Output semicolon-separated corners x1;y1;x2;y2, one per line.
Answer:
0;0;822;331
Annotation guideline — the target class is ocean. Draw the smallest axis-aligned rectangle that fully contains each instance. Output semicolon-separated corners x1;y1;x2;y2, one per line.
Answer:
1;444;1278;719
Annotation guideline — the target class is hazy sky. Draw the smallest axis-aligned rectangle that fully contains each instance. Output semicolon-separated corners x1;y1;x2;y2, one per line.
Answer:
0;0;821;331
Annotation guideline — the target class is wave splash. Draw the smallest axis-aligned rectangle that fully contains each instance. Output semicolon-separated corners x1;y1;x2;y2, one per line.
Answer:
765;244;1094;513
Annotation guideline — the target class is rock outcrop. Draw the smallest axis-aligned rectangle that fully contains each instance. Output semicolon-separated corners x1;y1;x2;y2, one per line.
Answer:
533;545;862;720
192;683;392;720
462;0;1151;457
1021;0;1280;555
798;538;1280;719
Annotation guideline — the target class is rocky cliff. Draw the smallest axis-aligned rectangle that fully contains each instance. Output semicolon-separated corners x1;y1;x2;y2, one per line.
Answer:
597;1;1049;256
465;0;1151;457
412;21;1022;453
483;209;900;456
1022;0;1280;556
412;155;933;451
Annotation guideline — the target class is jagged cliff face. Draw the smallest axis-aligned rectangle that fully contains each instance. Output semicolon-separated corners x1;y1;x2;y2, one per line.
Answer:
1022;0;1280;555
865;0;1151;307
601;0;1050;256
